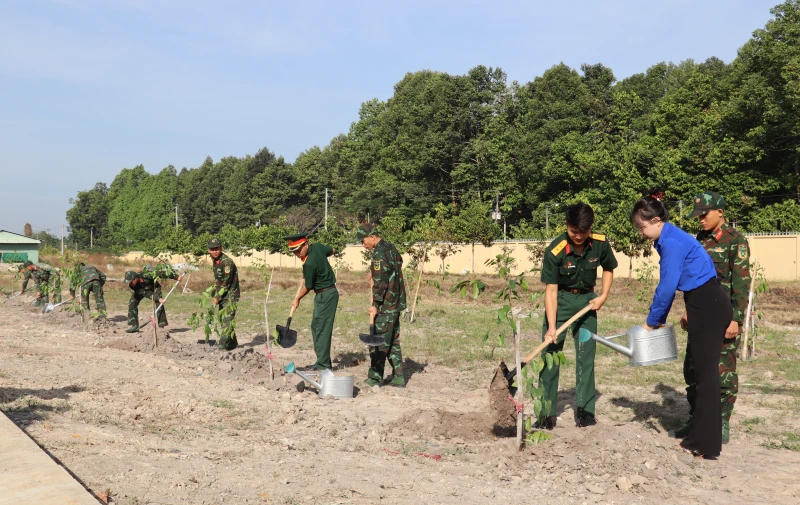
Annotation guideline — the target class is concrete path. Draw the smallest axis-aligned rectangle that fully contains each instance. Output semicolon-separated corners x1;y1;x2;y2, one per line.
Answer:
0;411;100;505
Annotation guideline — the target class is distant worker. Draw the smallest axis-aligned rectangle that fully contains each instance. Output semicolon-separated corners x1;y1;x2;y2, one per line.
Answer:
285;232;339;371
19;261;62;307
68;262;108;319
208;238;240;351
357;222;408;387
125;267;183;333
673;192;751;444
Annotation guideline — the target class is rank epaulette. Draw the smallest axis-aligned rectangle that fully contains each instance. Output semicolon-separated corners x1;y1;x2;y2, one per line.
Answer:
590;233;606;242
551;240;568;256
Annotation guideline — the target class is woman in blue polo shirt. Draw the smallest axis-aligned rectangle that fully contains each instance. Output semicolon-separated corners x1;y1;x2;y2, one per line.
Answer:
631;188;732;459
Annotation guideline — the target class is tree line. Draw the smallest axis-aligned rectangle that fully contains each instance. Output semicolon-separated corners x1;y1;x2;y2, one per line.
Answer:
66;1;800;259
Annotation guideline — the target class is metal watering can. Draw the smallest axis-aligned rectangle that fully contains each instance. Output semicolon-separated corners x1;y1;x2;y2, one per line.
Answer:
578;325;678;367
284;362;354;399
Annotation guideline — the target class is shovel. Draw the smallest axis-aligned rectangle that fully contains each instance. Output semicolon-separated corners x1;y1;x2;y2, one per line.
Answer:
138;279;181;328
276;306;298;348
497;304;593;394
359;312;384;346
42;299;72;313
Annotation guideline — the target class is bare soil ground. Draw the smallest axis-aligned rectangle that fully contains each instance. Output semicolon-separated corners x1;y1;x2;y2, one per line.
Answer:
1;271;800;505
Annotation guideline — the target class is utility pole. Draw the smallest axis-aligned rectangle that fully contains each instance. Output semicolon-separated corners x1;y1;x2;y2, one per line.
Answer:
324;188;328;230
175;205;179;228
545;206;550;237
61;225;64;255
90;227;93;249
678;200;683;226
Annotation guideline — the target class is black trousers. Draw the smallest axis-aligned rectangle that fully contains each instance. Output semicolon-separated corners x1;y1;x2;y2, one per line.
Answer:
681;278;733;457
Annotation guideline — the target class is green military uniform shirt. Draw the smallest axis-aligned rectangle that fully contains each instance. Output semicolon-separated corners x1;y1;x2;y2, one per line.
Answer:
212;253;240;302
69;265;106;297
371;239;407;314
31;263;57;286
132;268;178;299
696;224;751;323
541;233;618;289
302;243;336;291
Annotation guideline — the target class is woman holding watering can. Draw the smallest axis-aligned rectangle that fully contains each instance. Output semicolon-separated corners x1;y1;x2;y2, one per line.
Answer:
630;188;732;459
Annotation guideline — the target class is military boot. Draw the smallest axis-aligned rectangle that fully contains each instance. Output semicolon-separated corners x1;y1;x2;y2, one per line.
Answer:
364;377;381;387
722;420;730;444
125;326;139;333
672;417;692;439
386;375;406;388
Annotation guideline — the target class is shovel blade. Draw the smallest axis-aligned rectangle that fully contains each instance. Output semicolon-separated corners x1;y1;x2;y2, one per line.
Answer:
276;326;297;348
359;333;385;346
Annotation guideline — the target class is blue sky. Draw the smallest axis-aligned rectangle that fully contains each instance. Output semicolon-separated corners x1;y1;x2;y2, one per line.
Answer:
0;0;779;237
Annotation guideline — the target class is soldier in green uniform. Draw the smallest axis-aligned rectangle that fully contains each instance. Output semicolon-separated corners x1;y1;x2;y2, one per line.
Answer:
68;262;107;318
357;223;408;387
539;203;618;428
208;238;240;351
20;261;62;307
673;192;752;444
286;233;339;371
17;262;33;296
125;268;183;333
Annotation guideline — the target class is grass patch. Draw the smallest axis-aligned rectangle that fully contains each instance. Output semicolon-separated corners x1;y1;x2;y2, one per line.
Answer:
764;432;800;452
211;399;235;409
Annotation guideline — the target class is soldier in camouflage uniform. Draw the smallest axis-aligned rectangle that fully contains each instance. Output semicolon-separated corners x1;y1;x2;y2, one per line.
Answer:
68;262;107;318
674;192;751;444
208;238;240;351
125;268;182;333
21;261;61;307
358;223;408;387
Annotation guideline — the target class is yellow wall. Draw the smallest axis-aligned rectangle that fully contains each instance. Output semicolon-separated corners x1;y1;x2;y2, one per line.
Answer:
118;233;799;280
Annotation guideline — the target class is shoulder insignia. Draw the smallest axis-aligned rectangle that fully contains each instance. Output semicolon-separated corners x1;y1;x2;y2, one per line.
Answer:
590;233;606;242
372;259;381;271
738;244;748;260
551;240;567;256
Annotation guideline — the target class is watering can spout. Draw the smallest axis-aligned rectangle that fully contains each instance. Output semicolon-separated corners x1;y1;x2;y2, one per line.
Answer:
284;361;322;389
592;334;633;358
578;328;633;358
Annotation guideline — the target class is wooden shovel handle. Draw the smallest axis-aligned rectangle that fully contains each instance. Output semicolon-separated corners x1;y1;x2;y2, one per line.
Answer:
521;304;594;365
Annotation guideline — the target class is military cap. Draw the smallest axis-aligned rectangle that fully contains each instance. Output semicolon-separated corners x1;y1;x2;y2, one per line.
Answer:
283;233;309;252
355;222;378;241
208;237;222;249
23;260;33;267
688;191;726;218
124;270;138;284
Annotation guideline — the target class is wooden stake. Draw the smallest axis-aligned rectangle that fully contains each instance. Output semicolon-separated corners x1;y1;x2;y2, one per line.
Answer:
264;267;275;380
515;320;524;451
742;259;757;360
181;274;191;294
152;295;158;349
409;260;425;324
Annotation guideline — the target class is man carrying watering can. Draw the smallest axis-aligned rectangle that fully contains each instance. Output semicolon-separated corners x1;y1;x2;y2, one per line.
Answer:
673;192;751;444
286;232;339;371
208;237;240;351
358;222;408;388
539;203;617;429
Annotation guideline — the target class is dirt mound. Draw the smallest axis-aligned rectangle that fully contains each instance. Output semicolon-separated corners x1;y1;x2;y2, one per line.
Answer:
389;408;496;441
488;364;517;435
102;332;281;384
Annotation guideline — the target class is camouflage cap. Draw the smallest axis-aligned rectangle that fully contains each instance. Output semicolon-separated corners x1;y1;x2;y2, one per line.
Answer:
688;191;726;218
208;237;222;249
124;270;138;284
23;260;33;267
355;222;378;241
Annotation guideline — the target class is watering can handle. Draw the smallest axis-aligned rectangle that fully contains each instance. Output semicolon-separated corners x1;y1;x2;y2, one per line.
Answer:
520;304;593;365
